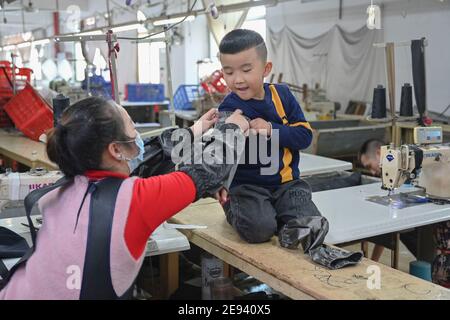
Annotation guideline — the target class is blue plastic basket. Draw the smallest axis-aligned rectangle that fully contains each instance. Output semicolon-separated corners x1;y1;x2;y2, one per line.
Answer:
126;83;165;102
173;85;202;110
80;75;114;99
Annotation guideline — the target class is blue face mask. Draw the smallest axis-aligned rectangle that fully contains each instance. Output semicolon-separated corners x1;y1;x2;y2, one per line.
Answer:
122;132;145;174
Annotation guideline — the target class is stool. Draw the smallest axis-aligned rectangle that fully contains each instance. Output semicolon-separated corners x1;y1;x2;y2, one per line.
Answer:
409;260;432;281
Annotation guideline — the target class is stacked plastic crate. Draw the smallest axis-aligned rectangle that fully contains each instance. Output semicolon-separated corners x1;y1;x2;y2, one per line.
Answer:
0;62;53;141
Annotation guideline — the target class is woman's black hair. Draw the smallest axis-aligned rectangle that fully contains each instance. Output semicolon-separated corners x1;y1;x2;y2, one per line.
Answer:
47;96;132;177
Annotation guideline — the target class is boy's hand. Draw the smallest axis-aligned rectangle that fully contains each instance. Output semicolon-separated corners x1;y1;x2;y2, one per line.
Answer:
225;109;250;135
249;118;272;137
214;188;229;206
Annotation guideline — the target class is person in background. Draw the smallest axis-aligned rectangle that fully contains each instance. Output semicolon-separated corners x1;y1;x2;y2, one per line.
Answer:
359;139;383;177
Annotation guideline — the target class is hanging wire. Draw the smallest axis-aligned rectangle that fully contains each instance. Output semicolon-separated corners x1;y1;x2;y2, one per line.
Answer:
116;0;198;41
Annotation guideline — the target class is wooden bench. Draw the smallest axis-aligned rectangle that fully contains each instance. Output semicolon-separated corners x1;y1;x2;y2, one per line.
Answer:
171;199;450;300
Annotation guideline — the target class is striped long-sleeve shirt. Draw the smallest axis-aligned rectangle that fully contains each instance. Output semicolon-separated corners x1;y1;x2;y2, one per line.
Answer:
219;83;312;187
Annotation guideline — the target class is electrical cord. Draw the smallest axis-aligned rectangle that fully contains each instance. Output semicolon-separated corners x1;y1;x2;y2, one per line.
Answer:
116;0;198;41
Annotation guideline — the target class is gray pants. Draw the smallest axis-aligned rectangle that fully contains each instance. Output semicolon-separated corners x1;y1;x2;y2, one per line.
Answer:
223;179;321;243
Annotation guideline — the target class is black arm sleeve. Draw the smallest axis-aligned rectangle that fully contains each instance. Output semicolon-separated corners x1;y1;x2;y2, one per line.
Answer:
179;123;244;200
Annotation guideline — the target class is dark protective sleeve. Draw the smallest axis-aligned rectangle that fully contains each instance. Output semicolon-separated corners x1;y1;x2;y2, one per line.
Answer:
131;128;194;178
278;216;363;270
179;123;245;200
309;245;363;270
278;216;329;253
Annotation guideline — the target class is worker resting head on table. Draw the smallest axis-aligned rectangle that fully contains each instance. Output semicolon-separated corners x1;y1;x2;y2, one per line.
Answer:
0;97;249;300
359;138;383;176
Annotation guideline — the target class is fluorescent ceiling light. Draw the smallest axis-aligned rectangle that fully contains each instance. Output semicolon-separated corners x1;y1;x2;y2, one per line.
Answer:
74;30;103;36
153;15;195;26
32;39;51;46
111;23;141;33
17;42;31;48
3;45;16;51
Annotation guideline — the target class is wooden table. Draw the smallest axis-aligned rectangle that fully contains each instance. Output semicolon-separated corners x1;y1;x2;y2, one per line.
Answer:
171;199;450;300
0;129;57;170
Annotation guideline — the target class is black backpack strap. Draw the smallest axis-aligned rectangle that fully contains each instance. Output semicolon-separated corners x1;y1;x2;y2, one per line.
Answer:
0;176;73;290
79;177;126;300
0;260;8;280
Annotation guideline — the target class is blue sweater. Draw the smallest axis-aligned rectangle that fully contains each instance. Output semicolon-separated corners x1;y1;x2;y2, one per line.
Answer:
219;83;312;187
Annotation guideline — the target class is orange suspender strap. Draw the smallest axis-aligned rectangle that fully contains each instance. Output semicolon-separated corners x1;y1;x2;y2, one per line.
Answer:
268;84;312;130
269;84;293;183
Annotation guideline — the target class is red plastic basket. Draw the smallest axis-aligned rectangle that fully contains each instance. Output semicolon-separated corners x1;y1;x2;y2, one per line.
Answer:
4;83;53;141
0;96;13;128
0;66;31;99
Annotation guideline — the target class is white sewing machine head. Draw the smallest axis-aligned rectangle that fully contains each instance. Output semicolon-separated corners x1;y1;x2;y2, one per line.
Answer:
380;126;450;200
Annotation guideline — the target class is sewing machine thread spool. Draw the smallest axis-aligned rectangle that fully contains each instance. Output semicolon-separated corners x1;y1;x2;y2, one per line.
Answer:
400;83;413;117
52;94;70;127
371;85;387;119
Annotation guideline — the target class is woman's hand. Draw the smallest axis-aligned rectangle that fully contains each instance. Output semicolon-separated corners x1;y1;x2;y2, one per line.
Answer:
225;109;249;135
190;108;219;137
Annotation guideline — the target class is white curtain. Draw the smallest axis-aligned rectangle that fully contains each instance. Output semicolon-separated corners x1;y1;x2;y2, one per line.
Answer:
268;25;386;110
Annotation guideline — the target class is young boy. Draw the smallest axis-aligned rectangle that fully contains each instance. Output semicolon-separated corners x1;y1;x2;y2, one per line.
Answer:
217;29;321;243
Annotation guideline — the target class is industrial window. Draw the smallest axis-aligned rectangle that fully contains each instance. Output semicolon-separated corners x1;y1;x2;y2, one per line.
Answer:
242;6;266;41
137;32;165;84
29;46;42;80
74;42;87;81
92;48;107;76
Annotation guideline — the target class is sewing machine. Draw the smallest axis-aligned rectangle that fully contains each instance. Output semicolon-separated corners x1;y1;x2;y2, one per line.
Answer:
380;126;450;199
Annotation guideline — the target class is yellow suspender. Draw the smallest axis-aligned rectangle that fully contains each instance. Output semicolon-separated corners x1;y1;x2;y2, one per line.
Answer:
269;85;312;130
269;84;293;183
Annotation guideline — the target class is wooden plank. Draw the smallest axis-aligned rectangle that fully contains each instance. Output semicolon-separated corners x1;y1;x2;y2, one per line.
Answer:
0;129;57;170
171;200;450;300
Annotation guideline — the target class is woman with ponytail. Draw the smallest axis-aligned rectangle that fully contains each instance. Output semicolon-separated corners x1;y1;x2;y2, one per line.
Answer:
0;97;249;299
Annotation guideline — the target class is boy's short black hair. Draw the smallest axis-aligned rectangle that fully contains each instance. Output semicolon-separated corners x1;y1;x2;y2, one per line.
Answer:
219;29;267;62
358;139;383;162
